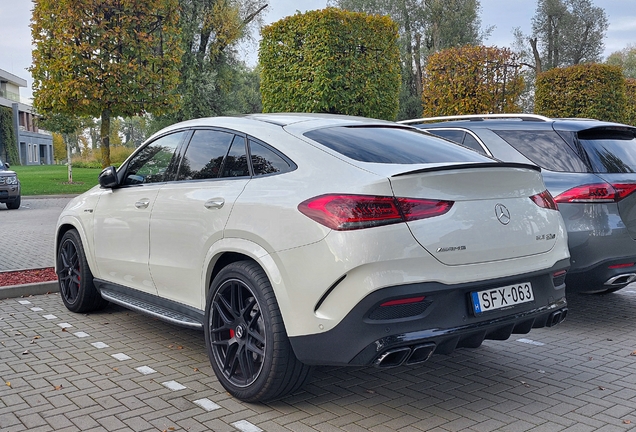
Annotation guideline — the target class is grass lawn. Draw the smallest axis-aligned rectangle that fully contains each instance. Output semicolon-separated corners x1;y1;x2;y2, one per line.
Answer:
13;165;101;196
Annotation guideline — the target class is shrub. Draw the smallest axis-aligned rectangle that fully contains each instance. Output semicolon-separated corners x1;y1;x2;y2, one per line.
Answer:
625;78;636;127
422;45;524;116
0;106;19;165
535;64;626;122
72;145;133;168
259;7;401;120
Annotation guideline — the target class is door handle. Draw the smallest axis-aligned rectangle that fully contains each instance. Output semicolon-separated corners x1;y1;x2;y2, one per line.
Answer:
135;199;150;209
204;198;225;209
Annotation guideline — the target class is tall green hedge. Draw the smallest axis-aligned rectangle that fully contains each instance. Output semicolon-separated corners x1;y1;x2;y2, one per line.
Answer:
259;7;401;121
535;64;626;123
625;78;636;127
422;45;524;117
0;107;19;165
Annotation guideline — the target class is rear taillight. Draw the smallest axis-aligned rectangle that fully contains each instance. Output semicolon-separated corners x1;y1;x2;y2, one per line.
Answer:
554;183;636;203
298;194;453;230
530;190;558;210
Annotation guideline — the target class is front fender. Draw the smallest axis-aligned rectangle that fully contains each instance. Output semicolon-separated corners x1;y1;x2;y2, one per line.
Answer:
55;188;103;277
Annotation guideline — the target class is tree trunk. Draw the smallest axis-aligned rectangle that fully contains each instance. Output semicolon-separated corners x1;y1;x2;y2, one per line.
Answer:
100;109;111;168
414;33;423;97
64;133;72;183
530;37;542;75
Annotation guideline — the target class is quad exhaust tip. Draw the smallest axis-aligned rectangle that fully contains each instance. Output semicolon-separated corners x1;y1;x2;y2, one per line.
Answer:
605;273;636;287
374;343;436;368
546;308;568;327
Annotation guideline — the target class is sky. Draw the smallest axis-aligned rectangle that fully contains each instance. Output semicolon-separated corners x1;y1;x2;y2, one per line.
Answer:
1;0;635;101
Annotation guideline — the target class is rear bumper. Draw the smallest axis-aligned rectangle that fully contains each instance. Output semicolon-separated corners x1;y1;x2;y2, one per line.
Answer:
566;255;636;293
289;259;569;366
561;202;636;292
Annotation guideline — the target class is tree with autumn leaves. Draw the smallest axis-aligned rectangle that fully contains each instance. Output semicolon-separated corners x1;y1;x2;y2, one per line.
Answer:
30;0;182;168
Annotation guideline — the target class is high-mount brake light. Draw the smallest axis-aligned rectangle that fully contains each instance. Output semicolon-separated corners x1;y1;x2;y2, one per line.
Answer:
554;183;636;203
530;190;558;210
298;194;453;231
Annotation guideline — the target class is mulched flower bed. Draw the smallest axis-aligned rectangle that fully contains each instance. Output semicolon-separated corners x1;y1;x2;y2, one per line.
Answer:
0;267;58;287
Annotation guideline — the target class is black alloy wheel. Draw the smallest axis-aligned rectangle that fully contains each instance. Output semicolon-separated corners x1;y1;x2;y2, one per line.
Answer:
57;229;107;313
209;276;266;388
205;260;312;402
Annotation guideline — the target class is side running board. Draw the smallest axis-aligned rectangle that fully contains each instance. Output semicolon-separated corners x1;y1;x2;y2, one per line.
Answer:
100;288;203;330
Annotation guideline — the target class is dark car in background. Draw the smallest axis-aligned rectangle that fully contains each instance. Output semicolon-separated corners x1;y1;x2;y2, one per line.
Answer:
400;114;636;295
0;157;20;210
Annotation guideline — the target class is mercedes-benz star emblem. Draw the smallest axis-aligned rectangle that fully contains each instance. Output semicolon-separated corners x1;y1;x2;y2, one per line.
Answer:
495;203;511;225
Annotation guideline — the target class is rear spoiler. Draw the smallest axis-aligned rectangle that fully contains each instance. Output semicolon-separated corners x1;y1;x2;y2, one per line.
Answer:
392;162;541;178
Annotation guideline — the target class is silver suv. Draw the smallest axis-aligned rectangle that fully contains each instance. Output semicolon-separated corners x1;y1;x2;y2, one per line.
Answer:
401;114;636;295
0;158;20;210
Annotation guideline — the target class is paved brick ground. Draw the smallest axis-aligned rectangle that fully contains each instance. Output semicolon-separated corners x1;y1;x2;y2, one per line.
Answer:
2;288;636;431
0;197;73;271
2;197;636;431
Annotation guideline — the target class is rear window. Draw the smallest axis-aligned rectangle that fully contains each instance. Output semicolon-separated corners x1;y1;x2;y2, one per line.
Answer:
493;130;588;172
579;129;636;173
304;126;490;164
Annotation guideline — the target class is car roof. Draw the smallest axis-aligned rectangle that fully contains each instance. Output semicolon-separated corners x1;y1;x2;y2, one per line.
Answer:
144;113;404;145
401;114;636;133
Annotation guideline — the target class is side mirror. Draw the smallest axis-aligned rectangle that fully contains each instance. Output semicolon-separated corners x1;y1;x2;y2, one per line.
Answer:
4;163;9;169
98;166;119;189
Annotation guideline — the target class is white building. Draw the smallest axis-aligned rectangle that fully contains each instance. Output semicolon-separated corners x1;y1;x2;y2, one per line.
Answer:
0;68;53;165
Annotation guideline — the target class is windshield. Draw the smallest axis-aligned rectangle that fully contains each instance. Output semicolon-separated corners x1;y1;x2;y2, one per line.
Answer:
304;126;492;164
579;129;636;174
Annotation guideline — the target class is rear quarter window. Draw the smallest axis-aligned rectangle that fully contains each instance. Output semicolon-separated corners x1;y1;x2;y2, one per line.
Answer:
493;130;588;172
304;126;490;164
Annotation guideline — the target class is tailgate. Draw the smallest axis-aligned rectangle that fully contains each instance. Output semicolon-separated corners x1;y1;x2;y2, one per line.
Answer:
597;173;636;240
390;164;561;265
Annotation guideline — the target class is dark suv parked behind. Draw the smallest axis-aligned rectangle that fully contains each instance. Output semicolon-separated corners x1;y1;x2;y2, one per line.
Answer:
401;114;636;294
0;158;20;210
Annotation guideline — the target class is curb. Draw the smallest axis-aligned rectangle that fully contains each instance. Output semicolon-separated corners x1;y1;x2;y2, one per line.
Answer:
0;281;59;299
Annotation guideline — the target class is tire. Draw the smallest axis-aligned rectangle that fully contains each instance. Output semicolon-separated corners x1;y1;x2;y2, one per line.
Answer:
6;195;20;210
56;229;108;313
204;260;313;402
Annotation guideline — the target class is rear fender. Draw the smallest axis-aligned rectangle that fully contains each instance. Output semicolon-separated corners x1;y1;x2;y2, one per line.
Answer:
202;238;289;319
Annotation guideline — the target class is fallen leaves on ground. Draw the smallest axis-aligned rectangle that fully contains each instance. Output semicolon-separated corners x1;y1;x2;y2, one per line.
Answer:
0;268;57;287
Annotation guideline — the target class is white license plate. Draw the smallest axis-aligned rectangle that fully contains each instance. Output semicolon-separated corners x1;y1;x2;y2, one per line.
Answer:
471;282;534;314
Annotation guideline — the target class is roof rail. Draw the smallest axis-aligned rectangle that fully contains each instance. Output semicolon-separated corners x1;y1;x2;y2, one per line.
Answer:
398;113;552;124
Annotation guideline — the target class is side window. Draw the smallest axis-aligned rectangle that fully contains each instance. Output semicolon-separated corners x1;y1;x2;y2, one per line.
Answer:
493;130;588;173
427;129;465;144
462;133;487;154
220;136;250;178
249;139;294;176
426;128;487;155
123;131;185;185
177;130;235;181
